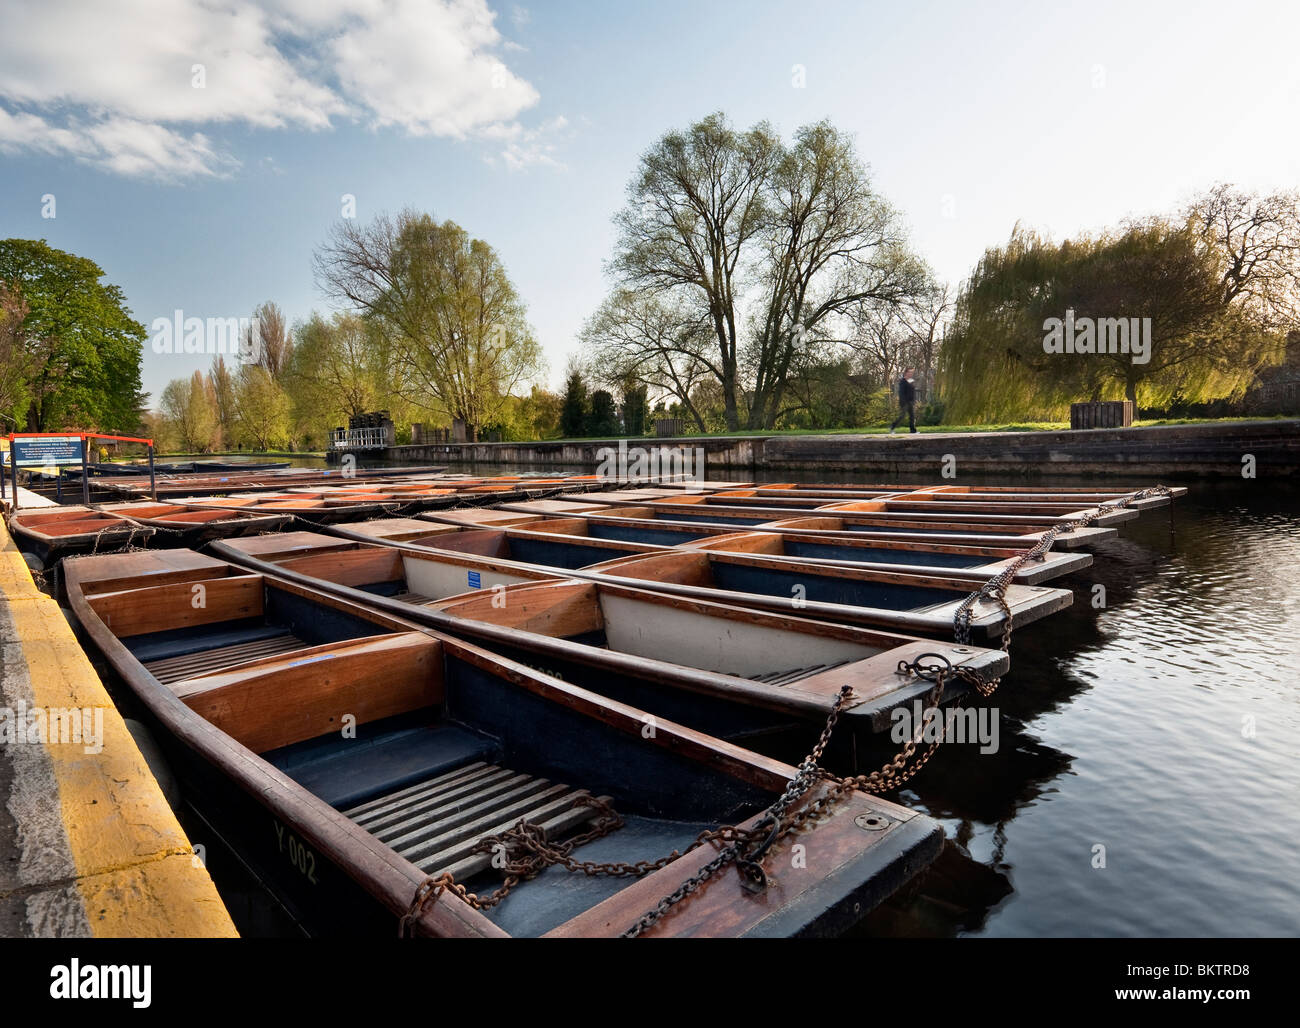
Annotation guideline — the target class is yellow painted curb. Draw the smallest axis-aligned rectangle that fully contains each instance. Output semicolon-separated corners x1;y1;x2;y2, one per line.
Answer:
1;519;237;937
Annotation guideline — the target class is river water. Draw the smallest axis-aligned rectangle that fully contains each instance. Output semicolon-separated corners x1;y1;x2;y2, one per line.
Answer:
851;475;1300;937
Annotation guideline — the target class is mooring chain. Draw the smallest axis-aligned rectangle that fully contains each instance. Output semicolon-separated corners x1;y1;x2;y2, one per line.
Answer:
399;654;988;938
953;485;1173;649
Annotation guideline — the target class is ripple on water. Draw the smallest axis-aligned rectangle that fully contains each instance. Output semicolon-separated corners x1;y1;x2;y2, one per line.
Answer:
889;482;1300;938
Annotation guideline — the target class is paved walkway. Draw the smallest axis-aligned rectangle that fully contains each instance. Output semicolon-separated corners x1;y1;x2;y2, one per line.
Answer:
0;519;236;937
1;486;57;511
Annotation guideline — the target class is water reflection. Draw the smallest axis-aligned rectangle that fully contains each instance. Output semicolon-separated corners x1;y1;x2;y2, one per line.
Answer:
852;477;1300;936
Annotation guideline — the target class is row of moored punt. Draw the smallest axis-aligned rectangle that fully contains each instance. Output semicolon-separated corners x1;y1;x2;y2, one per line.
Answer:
18;471;1183;937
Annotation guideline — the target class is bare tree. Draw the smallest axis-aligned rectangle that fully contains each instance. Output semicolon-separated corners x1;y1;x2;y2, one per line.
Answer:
1185;184;1300;330
897;282;954;401
607;113;928;430
580;289;717;432
242;302;292;380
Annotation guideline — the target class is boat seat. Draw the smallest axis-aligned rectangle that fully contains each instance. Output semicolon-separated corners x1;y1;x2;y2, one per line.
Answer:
268;723;500;809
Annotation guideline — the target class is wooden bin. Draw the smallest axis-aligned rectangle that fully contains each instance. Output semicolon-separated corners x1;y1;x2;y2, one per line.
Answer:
1070;401;1134;430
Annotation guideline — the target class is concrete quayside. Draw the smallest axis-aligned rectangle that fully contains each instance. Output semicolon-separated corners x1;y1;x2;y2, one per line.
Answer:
348;419;1300;479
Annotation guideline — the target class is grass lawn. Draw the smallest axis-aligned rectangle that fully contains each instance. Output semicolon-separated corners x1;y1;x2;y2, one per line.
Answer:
531;415;1290;444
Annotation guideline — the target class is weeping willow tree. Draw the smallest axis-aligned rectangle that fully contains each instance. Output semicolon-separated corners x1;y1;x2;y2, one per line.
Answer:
939;220;1284;422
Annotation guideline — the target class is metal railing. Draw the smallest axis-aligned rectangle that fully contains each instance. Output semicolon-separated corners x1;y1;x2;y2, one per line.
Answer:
330;426;391;450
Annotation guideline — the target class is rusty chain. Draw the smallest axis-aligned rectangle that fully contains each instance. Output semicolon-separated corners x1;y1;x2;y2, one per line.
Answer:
953;485;1173;648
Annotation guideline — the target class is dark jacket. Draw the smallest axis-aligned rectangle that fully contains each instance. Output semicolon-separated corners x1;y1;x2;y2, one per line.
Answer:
898;376;916;406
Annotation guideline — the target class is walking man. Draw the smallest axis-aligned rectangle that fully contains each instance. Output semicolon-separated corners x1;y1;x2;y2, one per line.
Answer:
889;367;918;434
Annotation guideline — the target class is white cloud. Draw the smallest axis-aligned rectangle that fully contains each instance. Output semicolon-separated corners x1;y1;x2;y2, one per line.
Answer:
492;115;570;172
331;0;537;137
0;0;553;180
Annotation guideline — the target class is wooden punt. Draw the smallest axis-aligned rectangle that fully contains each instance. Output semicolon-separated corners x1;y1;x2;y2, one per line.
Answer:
586;491;1141;527
92;465;451;499
193;460;292;473
314;520;1070;638
495;501;1118;550
93;501;293;545
570;496;1131;541
696;487;1143;520
578;548;1072;638
210;533;1011;753
65;548;945;937
178;493;402;524
470;515;1093;586
754;482;1187;511
328;519;665;569
5;506;156;566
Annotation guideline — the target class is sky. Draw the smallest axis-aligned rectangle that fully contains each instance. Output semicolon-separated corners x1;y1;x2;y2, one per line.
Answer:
3;0;1299;407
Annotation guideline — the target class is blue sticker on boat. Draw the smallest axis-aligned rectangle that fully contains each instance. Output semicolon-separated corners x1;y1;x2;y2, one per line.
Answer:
468;570;481;589
287;654;337;668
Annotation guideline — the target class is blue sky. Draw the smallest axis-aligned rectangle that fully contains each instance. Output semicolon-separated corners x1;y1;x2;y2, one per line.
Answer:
3;0;1298;406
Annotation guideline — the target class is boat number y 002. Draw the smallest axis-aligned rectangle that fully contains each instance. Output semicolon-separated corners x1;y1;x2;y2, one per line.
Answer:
274;822;319;884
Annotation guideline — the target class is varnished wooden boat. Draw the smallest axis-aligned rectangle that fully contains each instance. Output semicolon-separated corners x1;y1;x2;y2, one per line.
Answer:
211;531;1010;763
5;506;156;567
179;492;403;524
193;460;292;473
579;547;1071;637
532;497;1123;547
65;548;945;938
496;501;1118;551
688;487;1145;520
315;519;1069;637
570;492;1141;528
94;465;452;499
93;501;293;546
748;482;1186;511
421;512;1092;585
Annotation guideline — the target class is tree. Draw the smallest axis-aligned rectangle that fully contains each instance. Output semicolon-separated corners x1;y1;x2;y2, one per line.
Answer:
604;114;928;430
159;370;218;452
0;238;144;431
209;355;237;447
620;378;648;436
845;304;924;398
0;283;33;431
938;220;1276;421
245;302;292;380
518;384;563;439
560;369;589;437
1185;184;1300;331
314;211;543;436
233;365;291;450
897;282;954;402
587;390;619;436
580;289;717;432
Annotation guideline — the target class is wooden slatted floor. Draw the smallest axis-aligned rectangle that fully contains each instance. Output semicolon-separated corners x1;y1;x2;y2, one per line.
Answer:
392;589;435;606
748;659;853;687
342;761;612;880
144;632;307;684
